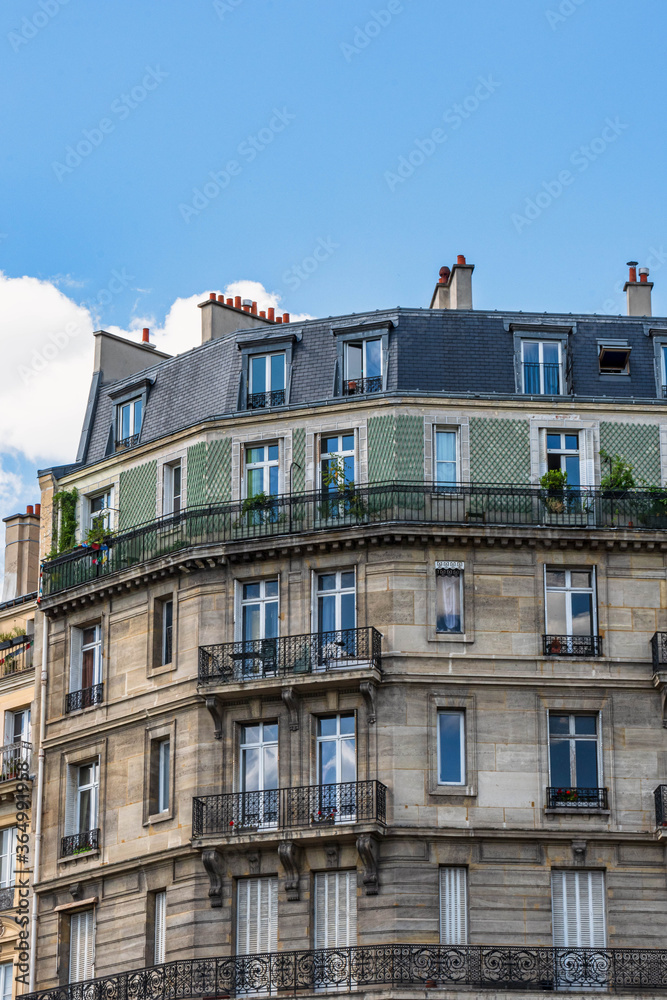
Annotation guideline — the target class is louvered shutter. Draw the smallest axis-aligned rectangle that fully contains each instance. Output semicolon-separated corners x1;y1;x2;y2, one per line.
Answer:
70;628;83;693
70;909;94;983
439;867;468;944
65;766;78;835
237;877;278;955
154;891;166;964
314;872;357;949
552;871;605;948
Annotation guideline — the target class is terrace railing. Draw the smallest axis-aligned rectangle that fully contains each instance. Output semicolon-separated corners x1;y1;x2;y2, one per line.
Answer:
65;683;104;713
42;482;667;597
198;626;382;684
61;829;99;858
248;389;285;409
343;376;382;396
23;943;667;1000
192;780;387;837
543;635;603;657
0;635;33;676
547;787;608;809
0;742;31;783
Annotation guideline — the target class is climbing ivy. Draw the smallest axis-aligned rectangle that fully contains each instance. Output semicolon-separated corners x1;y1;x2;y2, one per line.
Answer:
51;488;79;555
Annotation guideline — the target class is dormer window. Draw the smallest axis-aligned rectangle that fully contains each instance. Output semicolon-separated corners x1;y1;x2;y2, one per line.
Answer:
599;344;630;375
522;341;562;395
116;397;143;449
248;354;285;409
344;338;382;396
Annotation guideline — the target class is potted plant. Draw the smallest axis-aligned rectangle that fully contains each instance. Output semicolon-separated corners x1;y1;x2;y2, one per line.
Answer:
599;450;636;497
540;469;568;513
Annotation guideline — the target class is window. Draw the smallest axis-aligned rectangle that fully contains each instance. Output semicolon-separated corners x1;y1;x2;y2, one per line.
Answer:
546;433;580;486
434;430;458;487
5;707;30;745
545;569;596;641
439;867;468;944
116;397;143;447
89;490;113;532
317;571;356;634
0;828;16;889
63;760;99;855
522;341;562;394
245;445;279;498
317;715;356;819
661;345;667;398
241;580;279;641
552;870;605;948
0;963;12;1000
236;876;278;955
163;463;182;516
599;344;630;375
76;762;99;834
157;740;170;813
240;722;278;828
68;625;103;710
321;434;355;490
69;909;94;983
314;871;357;948
248;354;285;409
549;713;600;798
437;710;465;785
153;891;166;965
161;600;173;666
343;338;382;395
436;562;463;634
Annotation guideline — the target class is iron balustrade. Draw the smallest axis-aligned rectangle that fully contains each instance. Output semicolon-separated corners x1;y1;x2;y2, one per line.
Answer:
0;741;31;783
61;828;99;858
23;943;667;999
543;634;603;657
652;633;667;673
0;634;33;676
115;433;140;450
192;780;387;837
655;785;667;828
547;787;608;809
41;481;667;598
0;888;14;911
199;626;382;684
248;389;286;409
523;362;562;395
343;375;382;396
65;683;104;713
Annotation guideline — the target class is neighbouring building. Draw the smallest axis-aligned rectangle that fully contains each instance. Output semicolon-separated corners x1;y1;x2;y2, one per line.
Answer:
25;261;667;1000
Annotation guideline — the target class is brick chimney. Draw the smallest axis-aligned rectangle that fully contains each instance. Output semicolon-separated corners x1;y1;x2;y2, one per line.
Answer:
429;255;475;310
624;261;653;317
1;504;41;602
199;290;289;343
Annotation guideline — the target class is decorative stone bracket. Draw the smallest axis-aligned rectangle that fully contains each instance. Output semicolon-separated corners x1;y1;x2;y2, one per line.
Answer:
282;686;299;731
356;834;379;895
572;840;587;865
278;841;301;901
360;681;377;724
202;848;226;907
205;696;223;740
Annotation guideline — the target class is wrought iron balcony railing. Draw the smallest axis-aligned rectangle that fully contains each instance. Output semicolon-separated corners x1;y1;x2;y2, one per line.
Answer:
65;683;104;713
115;433;140;450
199;626;382;685
547;786;608;809
61;828;100;858
0;742;31;783
343;375;382;396
652;633;667;673
0;888;14;911
41;481;667;598
0;634;33;676
22;943;667;1000
192;780;387;838
655;785;667;828
543;634;603;657
248;389;285;409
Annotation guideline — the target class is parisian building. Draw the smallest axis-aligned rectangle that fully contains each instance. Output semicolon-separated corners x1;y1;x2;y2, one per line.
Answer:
24;259;667;998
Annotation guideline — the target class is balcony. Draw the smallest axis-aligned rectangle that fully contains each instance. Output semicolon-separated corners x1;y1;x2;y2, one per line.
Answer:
543;635;603;657
61;828;99;858
22;943;667;999
655;785;667;828
547;786;608;809
192;780;387;838
115;433;140;450
652;633;667;674
0;741;31;783
343;375;382;396
199;626;382;685
248;389;285;409
41;482;667;598
523;361;562;395
0;634;33;676
65;683;103;713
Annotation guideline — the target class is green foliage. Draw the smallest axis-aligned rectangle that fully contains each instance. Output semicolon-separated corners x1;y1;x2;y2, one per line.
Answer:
0;626;26;643
599;450;636;491
51;488;79;554
85;519;113;546
540;469;568;491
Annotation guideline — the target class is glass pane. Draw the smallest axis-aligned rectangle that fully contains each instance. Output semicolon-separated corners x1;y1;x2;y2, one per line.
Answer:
543;363;559;394
546;591;567;634
546;571;566;588
436;431;456;463
346;343;362;380
549;714;570;735
342;434;355;452
571;593;593;634
247;468;264;497
565;455;580;486
341;571;355;589
318;574;336;592
524;363;540;394
263;745;278;789
242;747;260;791
78;788;91;831
318;740;337;784
241;725;260;745
365;339;381;377
268;444;279;462
340;714;355;735
318;595;336;633
549;739;571;786
564;435;578;450
247;447;264;465
340;738;356;781
340;593;355;630
270;354;285;391
263;723;278;742
523;342;540;363
546;434;561;451
251;356;266;394
343;456;355;483
79;764;94;787
436;574;461;633
269;466;279;495
264;601;278;638
570;572;591;590
133;398;143;432
243;604;260;641
243;583;260;600
575;715;596;735
575;740;598;786
265;580;278;598
82;628;97;646
81;648;95;689
323;437;339;455
318;717;338;738
438;712;463;783
543;342;559;365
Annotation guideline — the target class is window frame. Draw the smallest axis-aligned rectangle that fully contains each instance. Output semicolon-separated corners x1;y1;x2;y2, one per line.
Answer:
0;827;17;890
0;962;12;1000
153;890;167;965
314;870;358;949
236;876;278;956
315;569;357;634
116;396;144;447
239;721;279;793
439;866;468;945
544;566;598;637
144;721;176;825
163;462;182;517
433;428;460;488
236;578;280;644
316;712;357;786
69;624;102;696
319;432;356;490
551;870;606;949
343;337;383;395
436;710;466;787
69;908;95;984
428;693;476;798
333;323;391;397
75;761;99;835
521;339;563;395
547;710;602;790
598;341;631;376
435;561;464;635
244;443;280;500
87;488;114;533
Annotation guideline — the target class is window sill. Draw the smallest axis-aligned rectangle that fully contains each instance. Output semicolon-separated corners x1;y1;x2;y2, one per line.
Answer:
545;808;610;816
430;784;476;799
429;632;473;645
58;849;100;865
148;662;174;678
146;810;173;826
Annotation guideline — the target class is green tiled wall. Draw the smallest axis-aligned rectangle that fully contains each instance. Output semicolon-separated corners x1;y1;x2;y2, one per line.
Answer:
367;415;425;483
118;461;157;530
292;428;306;492
396;415;425;482
186;442;208;507
599;422;661;484
469;418;531;484
186;438;232;506
368;415;396;483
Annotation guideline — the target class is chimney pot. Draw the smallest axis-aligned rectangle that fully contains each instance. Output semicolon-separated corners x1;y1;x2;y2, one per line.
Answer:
439;266;450;284
251;301;258;315
283;312;290;324
457;254;467;266
26;505;33;515
260;311;266;318
234;296;241;309
627;261;638;283
209;292;216;300
35;504;41;517
142;328;150;343
226;298;233;306
242;299;251;313
217;294;224;302
639;267;650;284
275;316;283;324
268;307;275;322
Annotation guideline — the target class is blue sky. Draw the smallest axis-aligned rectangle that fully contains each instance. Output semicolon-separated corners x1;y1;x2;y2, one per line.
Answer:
1;0;666;563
